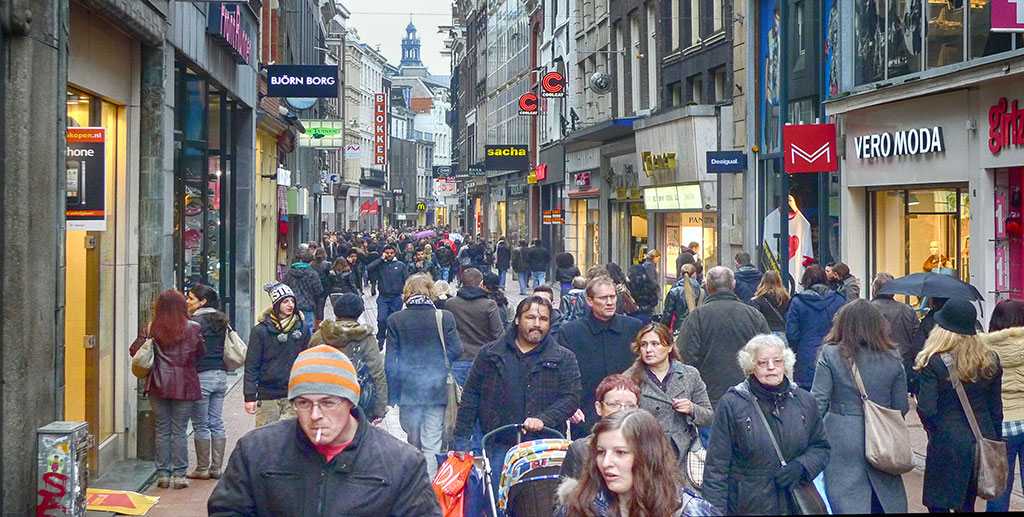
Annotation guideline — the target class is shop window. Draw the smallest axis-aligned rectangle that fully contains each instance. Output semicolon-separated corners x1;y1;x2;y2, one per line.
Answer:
887;0;924;78
926;0;963;69
855;0;885;85
713;67;727;103
688;74;703;104
969;0;1013;58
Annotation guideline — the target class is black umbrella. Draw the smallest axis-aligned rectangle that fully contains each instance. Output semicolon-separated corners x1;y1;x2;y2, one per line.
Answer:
876;272;983;301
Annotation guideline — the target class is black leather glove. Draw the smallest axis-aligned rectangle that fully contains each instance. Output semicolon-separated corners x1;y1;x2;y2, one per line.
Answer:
773;462;806;488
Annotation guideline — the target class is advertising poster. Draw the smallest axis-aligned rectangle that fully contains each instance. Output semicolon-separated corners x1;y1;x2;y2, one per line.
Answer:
66;127;106;231
823;0;838;99
758;0;781;152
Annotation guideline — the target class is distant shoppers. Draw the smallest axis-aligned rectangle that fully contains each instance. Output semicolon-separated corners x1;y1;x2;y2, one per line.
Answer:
531;284;563;338
385;274;463;477
496;238;511;287
325;257;361;297
557;374;641;482
642;249;661;286
810;300;909;514
786;265;846;387
663;263;703;331
528;239;552;287
208;345;442;516
555;252;582;294
983;299;1024;512
870;273;920;385
367;244;410;349
733;252;763;305
186;285;231;481
751;271;790;337
244;283;311;428
282;248;325;335
558;277;643;435
512;240;530;295
130;290;204;489
311;248;331;326
827;262;861;302
676;242;703;282
605;263;638;316
915;298;1003;513
626;264;660;324
409;247;438;280
907;297;948;394
560;276;590;323
677;266;771;410
309;293;388;424
703;334;830;515
445;268;504;386
434;240;456;282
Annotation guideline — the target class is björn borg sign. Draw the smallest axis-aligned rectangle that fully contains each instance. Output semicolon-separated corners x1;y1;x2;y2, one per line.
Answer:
266;65;340;98
854;126;946;160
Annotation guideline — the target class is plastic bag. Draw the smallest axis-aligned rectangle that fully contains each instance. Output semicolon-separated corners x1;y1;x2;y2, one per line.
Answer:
433;453;475;517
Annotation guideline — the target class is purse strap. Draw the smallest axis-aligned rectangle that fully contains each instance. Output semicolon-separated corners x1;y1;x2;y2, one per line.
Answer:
940;353;986;444
848;358;870;401
435;309;451;371
747;381;788;467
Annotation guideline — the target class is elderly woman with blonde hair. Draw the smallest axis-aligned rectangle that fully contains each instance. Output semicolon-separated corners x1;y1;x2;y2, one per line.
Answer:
703;334;830;515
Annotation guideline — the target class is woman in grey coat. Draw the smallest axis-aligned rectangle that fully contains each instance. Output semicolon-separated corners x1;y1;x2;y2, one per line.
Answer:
810;299;909;514
624;323;713;475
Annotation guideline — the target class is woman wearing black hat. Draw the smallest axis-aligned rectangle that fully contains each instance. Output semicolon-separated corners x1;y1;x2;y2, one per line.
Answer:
914;298;1003;512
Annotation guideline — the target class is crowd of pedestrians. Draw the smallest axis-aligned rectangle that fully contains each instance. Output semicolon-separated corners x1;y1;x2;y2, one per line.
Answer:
124;226;1024;516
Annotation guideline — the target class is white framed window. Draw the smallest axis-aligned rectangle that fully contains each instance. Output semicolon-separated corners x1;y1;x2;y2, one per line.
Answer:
713;0;723;32
647;3;657;110
630;13;641;113
671;0;680;50
689;0;700;46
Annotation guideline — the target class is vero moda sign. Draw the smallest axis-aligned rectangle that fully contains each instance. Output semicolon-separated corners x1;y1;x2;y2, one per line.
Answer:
783;123;838;173
266;65;339;98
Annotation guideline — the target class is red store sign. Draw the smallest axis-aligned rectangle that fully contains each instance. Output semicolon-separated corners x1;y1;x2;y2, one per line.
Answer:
783;123;838;173
989;97;1024;154
374;93;387;166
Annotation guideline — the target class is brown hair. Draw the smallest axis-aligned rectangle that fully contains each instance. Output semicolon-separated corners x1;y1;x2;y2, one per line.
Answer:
565;409;682;517
753;270;789;305
628;323;681;384
823;299;895;362
331;257;351;273
151;290;191;345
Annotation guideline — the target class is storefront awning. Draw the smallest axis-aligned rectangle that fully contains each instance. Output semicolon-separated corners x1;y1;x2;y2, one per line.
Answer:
563;118;637;143
568;187;600;198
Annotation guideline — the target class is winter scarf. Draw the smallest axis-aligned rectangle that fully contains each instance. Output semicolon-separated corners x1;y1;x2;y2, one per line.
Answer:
405;295;435;307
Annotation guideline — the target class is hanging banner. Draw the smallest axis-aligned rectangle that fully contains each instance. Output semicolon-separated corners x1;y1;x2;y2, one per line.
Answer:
66;127;107;231
374;93;387;166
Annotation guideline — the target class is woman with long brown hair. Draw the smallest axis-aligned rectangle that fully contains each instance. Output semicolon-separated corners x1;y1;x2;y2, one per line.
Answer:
751;271;790;335
130;290;204;489
556;409;719;517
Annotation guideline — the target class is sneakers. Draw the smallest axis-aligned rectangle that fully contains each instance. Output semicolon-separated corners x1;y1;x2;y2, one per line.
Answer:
156;477;170;489
171;476;189;489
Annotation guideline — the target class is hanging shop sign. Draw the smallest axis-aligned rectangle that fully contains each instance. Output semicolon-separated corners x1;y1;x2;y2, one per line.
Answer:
706;151;747;173
642;184;702;211
207;3;253;64
436;180;457;194
485;145;529;171
542;209;564;224
527;171;537;184
541;72;566;98
345;145;361;159
66;127;107;231
641;151;677;176
854;126;946;160
989;98;1024;154
433;165;454;178
490;185;507;201
519;93;539;116
783;123;838;173
468;165;486;177
535;164;548;181
992;0;1024;32
416;202;427;211
374;93;387;166
266;65;339;97
359;199;379;214
574;172;591;186
299;119;345;148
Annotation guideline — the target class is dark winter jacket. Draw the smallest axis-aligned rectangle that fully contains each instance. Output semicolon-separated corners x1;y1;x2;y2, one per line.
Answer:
511;246;528;272
368;258;410;297
434;245;455;268
527;245;551;272
193;308;229;372
282;262;325;313
208;408;442;517
243;310;311;402
752;294;790;334
677;291;771;407
560;289;590;322
446;287;504;362
131;321;205;401
786;284;847;387
916;352;1003;509
558;313;644;434
496;243;511;269
663;277;704;330
453;331;581;450
385;305;463;406
733;265;763;305
555;266;581;285
326;269;361;295
310;319;389;420
907;311;938;395
703;378;831;516
872;297;920;389
408;260;438;280
627;268;660;317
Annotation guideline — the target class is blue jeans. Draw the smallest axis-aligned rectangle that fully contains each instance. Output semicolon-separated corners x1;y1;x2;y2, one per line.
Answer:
192;369;228;440
302;311;315;335
451;361;483;454
399;404;446;477
497;269;508;287
531;271;546;288
439;267;450;282
987;430;1024;512
487;444;513;514
376;295;404;345
151;395;194;477
517;271;530;294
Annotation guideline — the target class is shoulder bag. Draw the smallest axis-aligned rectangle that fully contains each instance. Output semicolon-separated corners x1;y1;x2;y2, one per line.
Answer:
222;325;248;372
436;310;463;441
940;353;1008;500
749;390;828;515
848;359;915;475
682;428;706;490
131;324;155;379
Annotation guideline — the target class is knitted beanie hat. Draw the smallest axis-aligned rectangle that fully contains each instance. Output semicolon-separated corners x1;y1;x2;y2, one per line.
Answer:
288;345;361;406
263;281;295;306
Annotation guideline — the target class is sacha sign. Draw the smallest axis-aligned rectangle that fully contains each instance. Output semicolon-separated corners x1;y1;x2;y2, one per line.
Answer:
485;145;529;171
266;65;340;98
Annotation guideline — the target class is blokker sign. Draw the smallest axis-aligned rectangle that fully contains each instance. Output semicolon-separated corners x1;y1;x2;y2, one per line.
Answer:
854;127;946;160
374;93;387;166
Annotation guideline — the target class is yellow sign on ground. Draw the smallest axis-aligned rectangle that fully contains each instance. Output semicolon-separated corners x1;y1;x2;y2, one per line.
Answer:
86;488;159;515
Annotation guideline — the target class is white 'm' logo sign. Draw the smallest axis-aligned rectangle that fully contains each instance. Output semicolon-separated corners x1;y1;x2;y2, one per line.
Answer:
1013;0;1024;22
791;142;831;163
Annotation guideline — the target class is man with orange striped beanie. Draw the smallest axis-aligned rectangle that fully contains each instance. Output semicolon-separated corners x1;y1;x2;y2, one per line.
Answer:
209;345;442;516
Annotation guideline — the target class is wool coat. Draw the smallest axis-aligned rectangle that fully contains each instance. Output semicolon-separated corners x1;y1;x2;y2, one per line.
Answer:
384;305;463;406
786;284;846;387
916;352;1003;509
624;360;714;460
281;262;324;313
809;345;909;514
981;326;1024;423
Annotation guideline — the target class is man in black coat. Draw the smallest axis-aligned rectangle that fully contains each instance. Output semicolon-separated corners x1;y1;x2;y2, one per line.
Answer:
527;239;551;287
733;252;763;305
557;277;643;435
495;239;511;288
511;240;530;295
366;244;410;348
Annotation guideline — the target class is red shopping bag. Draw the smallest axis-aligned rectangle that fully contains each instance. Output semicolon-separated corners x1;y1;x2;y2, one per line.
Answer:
433;453;475;517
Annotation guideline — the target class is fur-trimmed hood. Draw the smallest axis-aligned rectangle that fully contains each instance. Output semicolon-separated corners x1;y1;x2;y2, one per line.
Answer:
981;326;1024;422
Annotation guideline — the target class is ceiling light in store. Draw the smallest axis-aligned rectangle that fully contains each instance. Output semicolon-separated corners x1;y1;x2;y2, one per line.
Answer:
908;193;920;206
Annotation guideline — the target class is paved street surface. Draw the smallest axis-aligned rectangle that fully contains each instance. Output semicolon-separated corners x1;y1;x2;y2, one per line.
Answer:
138;275;1024;513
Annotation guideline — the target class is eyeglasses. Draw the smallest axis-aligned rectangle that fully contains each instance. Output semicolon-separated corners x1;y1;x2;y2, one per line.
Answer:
600;402;638;410
291;397;345;412
756;358;785;368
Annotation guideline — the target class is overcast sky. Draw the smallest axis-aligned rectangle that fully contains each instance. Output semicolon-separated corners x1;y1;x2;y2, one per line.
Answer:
343;0;454;77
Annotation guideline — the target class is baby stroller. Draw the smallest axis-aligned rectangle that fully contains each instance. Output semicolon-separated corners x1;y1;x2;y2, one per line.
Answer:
482;424;569;517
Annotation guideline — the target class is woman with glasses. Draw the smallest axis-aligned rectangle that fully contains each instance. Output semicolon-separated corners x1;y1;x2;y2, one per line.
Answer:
559;374;642;482
624;323;713;482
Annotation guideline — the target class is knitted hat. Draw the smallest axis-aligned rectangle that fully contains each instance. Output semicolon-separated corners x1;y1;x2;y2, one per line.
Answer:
263;281;295;306
331;293;364;319
288;344;361;405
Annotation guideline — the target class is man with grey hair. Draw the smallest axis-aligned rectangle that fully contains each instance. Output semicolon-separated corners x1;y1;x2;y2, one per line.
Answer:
677;266;770;411
870;272;919;384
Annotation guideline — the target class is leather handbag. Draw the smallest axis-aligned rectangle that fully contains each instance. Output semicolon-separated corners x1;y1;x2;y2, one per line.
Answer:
848;360;915;475
222;325;248;372
750;390;828;515
682;430;706;490
436;310;462;441
940;353;1008;500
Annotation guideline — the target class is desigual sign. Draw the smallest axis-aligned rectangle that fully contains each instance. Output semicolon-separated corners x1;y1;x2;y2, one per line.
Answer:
485;145;529;171
989;98;1024;154
853;126;945;160
266;65;340;98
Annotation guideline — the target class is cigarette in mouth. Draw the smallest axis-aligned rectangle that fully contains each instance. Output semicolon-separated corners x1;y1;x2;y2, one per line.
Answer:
315;429;322;444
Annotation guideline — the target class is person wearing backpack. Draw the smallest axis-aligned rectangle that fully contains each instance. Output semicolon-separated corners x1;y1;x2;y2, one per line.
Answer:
560;276;590;322
810;300;909;514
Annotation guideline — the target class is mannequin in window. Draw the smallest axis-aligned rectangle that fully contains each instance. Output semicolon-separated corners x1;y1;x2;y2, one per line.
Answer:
762;195;814;290
922;240;952;272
